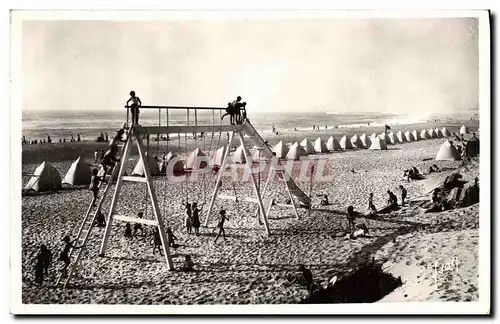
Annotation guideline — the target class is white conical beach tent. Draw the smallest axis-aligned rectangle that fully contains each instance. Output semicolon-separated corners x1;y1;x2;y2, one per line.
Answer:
379;132;391;145
369;133;377;142
369;136;388;150
97;164;118;182
211;146;225;166
428;128;436;138
251;146;266;161
314;137;328;153
436;140;461;161
185;148;209;170
459;125;469;135
25;161;62;192
286;142;309;160
404;131;414;142
359;133;372;148
132;152;161;176
387;132;398;144
233;145;247;163
396;130;406;143
300;138;316;154
420;129;430;139
434;127;444;138
62;156;91;185
272;141;289;159
441;127;451;137
351;134;363;148
412;130;420;141
326;136;342;151
339;135;353;149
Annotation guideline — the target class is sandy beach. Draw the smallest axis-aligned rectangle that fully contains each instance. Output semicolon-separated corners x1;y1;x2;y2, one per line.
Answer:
20;121;480;304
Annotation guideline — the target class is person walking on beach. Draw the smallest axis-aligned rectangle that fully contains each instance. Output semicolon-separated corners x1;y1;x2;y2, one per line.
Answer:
94;150;99;163
191;202;202;236
346;206;356;232
124;223;132;238
33;244;52;284
105;133;109;142
166;227;177;247
399;185;408;206
77;134;81;142
214;209;229;243
127;91;142;126
368;193;377;215
89;168;101;207
59;236;81;277
152;228;163;255
134;212;144;237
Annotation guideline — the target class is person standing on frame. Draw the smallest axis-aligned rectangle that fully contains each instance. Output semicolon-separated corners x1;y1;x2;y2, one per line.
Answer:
126;91;142;126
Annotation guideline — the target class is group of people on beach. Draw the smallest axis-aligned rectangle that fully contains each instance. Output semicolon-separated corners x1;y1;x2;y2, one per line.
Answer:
22;134;81;145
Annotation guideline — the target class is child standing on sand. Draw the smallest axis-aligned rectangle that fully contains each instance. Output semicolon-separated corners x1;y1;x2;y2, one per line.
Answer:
126;91;142;126
368;193;377;215
214;210;229;243
33;244;52;284
152;228;163;255
166;227;177;247
89;168;100;207
191;202;202;236
124;223;132;238
399;185;408;206
134;212;144;236
346;206;356;232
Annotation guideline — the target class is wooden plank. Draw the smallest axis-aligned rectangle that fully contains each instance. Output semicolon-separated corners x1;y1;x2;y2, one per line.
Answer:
122;176;147;183
136;125;240;135
114;215;158;226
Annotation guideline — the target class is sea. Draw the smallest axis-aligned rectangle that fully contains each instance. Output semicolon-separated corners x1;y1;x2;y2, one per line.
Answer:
21;109;420;142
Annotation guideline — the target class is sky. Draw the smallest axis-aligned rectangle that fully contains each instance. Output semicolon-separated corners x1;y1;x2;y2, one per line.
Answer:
21;18;479;116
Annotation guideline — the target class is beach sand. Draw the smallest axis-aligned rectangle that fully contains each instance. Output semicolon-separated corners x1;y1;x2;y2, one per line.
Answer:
20;122;480;304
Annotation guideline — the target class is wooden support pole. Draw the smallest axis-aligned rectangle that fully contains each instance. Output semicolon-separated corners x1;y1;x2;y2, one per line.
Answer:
99;133;132;256
253;162;275;223
135;135;174;270
237;132;271;235
204;132;234;227
158;108;161;143
126;106;129;129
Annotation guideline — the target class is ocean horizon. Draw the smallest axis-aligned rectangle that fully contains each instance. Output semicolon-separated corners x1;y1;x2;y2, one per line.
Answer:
20;109;472;142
